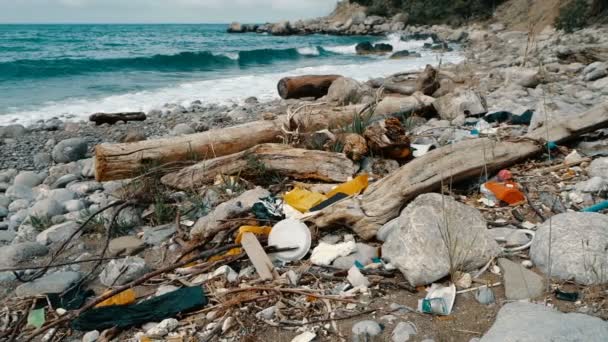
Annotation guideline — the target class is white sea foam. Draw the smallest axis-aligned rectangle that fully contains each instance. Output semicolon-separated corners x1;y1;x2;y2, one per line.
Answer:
323;44;357;54
0;52;463;125
296;46;320;56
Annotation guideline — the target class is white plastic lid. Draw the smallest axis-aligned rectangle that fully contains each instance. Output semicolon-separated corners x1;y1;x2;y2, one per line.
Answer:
268;218;312;262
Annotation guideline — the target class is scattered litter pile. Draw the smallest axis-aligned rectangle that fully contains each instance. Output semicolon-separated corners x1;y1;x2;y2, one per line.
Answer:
2;25;608;342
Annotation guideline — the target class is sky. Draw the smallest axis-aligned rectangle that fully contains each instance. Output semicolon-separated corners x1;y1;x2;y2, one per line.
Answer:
0;0;339;24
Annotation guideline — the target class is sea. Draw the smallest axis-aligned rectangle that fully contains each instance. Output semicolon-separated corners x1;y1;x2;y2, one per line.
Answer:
0;24;463;125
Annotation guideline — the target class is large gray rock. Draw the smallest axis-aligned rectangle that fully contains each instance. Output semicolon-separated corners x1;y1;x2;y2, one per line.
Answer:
52;138;88;163
531;212;608;285
270;21;292;35
8;199;30;212
0;169;18;183
51;173;79;189
13;171;44;187
504;68;541;88
170;123;195;136
0;242;48;267
5;184;34;201
433;89;487;120
46;189;77;203
15;271;80;297
143;224;176;245
589;157;608;179
326;77;369;105
0;124;27;138
0;206;8;218
30;198;65;220
100;256;150;287
583;62;607;82
192;187;270;238
382;193;500;286
102;206;143;230
36;221;80;245
109;236;145;256
0;194;9;208
529;98;587;131
67;181;103;195
498;258;544;300
480;302;608;342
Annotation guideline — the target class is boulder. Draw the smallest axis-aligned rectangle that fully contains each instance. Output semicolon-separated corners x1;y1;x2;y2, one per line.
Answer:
505;68;541;88
270;21;292;35
0;242;48;267
374;93;435;117
364;16;384;26
498;258;544;300
589;157;608;179
30;198;65;220
143;224;176;245
109;236;145;256
52;138;88;163
326;77;368;105
0;124;27;139
583;62;607;82
13;171;44;187
227;22;244;33
355;42;393;55
102;206;143;230
529;98;587;130
15;271;81;297
390;50;412;59
46;189;77;203
170;123;195;136
479;302;608;342
382;193;500;286
36;221;80;245
8;199;29;212
51;173;79;189
64;199;85;212
0;194;9;208
433;89;487;120
100;256;150;287
415;65;440;96
5;184;34;201
0;206;7;219
355;42;375;55
530;212;608;285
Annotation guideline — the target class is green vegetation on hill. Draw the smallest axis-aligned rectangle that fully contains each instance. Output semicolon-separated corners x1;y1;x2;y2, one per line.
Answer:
351;0;505;25
556;0;608;33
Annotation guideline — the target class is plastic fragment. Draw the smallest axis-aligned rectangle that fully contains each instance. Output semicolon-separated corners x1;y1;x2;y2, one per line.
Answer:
418;283;456;316
283;188;327;213
27;308;45;329
483;181;525;205
95;288;137;308
326;174;369;198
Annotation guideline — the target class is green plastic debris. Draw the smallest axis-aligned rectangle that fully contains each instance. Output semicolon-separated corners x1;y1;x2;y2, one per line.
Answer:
27;308;45;329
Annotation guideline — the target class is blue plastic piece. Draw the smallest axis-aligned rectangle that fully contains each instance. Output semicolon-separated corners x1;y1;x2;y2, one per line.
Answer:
471;129;479;136
581;200;608;213
354;260;365;269
547;141;558;150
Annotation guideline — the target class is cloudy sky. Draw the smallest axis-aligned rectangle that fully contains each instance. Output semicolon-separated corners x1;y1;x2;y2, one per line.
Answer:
0;0;339;23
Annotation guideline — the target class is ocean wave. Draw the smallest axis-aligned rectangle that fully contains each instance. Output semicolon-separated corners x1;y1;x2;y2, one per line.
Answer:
320;34;434;55
0;53;465;125
0;47;328;81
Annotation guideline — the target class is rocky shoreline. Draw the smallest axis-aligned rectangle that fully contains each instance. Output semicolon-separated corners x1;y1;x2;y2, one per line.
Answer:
1;14;608;342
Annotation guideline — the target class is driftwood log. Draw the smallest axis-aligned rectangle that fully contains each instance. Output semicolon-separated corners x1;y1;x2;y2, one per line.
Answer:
89;112;146;125
95;104;394;181
310;102;608;240
161;143;357;190
277;75;341;99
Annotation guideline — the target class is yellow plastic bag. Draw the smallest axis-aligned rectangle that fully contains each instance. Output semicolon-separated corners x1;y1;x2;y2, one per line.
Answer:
95;288;137;308
283;188;327;213
326;174;369;198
